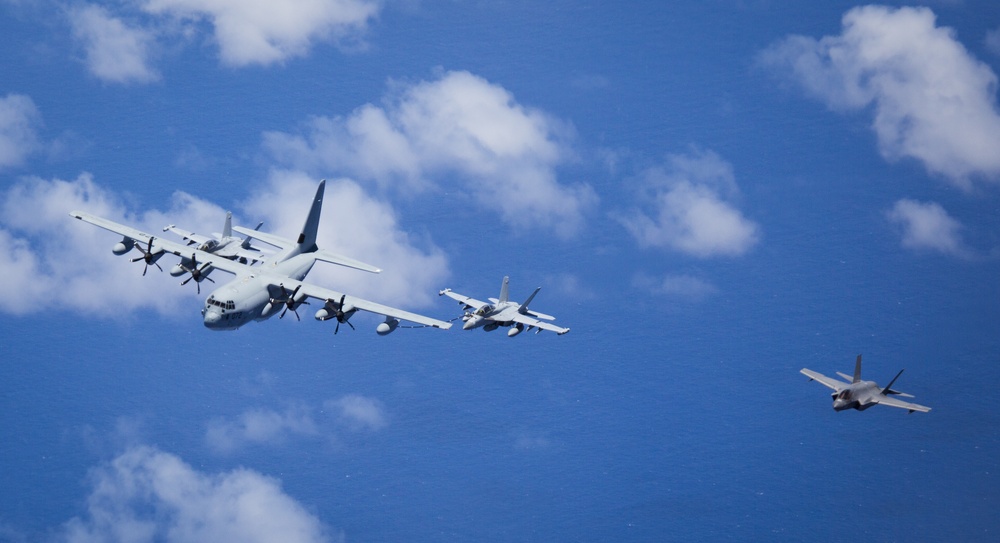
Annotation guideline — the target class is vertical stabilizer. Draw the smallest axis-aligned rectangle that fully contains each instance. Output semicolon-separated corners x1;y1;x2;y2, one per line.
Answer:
499;276;510;304
296;180;326;253
853;354;862;383
223;211;233;239
519;287;542;314
882;369;905;396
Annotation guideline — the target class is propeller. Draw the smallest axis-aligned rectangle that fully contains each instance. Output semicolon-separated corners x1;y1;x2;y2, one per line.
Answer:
269;284;309;321
179;253;215;294
333;294;355;334
130;237;163;276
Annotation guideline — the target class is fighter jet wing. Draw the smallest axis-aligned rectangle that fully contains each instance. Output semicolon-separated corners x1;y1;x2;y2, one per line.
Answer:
509;312;570;335
283;278;452;329
800;369;850;391
872;395;931;413
163;225;210;246
438;288;488;311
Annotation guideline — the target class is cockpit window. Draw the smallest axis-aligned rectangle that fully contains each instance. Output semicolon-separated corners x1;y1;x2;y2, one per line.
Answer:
474;304;492;316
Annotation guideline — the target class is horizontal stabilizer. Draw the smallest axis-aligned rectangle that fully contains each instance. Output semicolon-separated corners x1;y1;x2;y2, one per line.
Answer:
314;249;381;274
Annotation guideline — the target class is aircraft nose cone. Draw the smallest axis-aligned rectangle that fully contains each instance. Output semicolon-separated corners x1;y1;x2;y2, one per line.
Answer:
203;310;221;327
463;318;478;330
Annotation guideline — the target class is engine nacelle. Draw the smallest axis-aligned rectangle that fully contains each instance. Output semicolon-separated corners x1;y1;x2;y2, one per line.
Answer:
376;318;400;336
112;237;135;255
315;308;331;321
507;323;525;337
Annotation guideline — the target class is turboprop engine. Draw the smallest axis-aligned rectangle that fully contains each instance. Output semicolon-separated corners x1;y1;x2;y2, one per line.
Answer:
315;295;357;334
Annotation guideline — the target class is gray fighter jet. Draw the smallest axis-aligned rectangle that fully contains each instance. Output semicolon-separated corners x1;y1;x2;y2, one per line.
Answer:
70;180;452;335
801;355;930;413
439;276;569;337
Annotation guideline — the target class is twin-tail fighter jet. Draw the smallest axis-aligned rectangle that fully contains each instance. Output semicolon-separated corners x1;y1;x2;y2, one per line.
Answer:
161;211;268;293
70;180;452;335
439;276;569;337
800;355;930;413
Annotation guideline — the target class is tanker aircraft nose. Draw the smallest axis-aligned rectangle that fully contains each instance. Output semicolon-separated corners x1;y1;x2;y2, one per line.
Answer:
203;309;222;327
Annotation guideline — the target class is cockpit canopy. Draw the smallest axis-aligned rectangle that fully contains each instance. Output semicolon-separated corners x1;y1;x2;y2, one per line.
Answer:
198;239;219;252
474;304;493;316
206;295;235;311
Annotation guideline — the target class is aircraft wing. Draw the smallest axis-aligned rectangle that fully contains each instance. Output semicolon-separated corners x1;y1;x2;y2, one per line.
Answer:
232;226;291;250
163;225;209;246
281;278;452;329
509;312;570;335
800;369;849;391
439;288;488;311
873;395;931;413
69;211;251;276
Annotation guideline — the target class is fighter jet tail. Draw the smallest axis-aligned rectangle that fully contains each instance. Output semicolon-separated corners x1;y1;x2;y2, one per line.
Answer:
518;287;542;315
223;211;233;239
852;354;862;383
881;369;905;396
498;276;510;304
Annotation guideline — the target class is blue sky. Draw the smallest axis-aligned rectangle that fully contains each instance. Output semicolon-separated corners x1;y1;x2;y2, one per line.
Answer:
1;1;999;541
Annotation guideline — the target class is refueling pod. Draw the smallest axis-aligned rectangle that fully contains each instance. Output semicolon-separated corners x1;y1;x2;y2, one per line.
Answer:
112;237;135;255
376;317;400;336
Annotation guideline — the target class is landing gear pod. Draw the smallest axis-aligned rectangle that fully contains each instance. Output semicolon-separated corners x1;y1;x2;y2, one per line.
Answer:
376;317;400;336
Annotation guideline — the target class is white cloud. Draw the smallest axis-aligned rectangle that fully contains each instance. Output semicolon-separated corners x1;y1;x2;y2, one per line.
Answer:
206;404;318;454
759;5;1000;186
141;0;380;66
0;172;447;318
326;394;385;431
0;93;41;170
206;395;387;454
616;149;759;258
886;199;968;257
986;27;1000;57
69;4;160;84
263;70;598;238
633;272;718;300
62;445;333;543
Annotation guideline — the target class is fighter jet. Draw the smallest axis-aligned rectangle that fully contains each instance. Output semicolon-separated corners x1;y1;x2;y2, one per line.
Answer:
161;211;268;292
439;276;569;337
800;355;930;413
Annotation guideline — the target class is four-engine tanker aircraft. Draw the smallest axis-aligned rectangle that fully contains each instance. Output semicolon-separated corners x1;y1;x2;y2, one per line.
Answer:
439;276;569;337
800;355;930;413
70;180;452;335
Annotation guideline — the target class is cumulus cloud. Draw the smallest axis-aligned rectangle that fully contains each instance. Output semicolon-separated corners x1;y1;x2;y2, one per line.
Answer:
206;395;386;454
886;199;968;257
69;4;160;84
759;5;1000;186
0;172;447;317
615;149;759;257
0;93;42;169
141;0;380;66
263;70;598;238
62;445;333;543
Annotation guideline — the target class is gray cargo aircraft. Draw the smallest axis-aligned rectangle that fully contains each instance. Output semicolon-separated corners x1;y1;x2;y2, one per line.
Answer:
439;276;569;337
70;180;452;335
800;355;930;413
